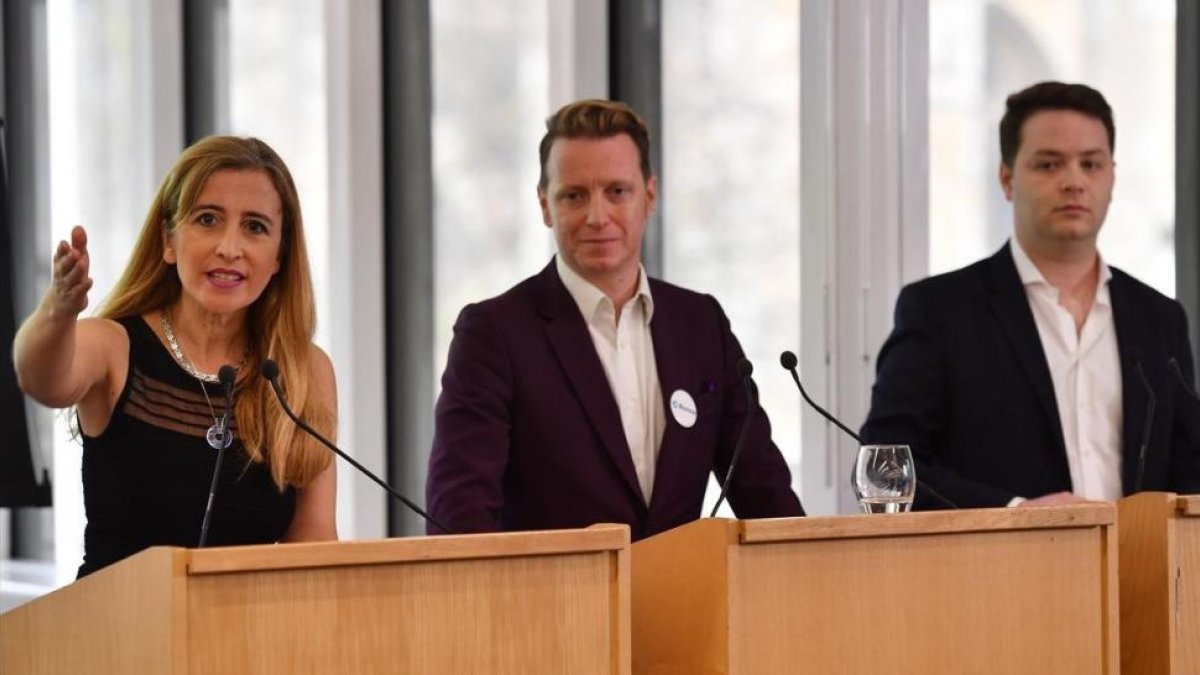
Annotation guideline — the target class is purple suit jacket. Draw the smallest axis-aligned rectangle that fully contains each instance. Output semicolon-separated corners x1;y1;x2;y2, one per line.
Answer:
426;260;804;540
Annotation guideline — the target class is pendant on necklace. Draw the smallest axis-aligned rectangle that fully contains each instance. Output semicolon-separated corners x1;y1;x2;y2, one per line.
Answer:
206;423;233;450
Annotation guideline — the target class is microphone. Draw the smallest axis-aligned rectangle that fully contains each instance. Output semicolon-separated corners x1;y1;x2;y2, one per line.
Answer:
260;359;454;534
710;358;756;517
1132;358;1157;494
218;364;236;435
198;365;238;547
1168;357;1200;403
779;350;958;509
779;351;862;442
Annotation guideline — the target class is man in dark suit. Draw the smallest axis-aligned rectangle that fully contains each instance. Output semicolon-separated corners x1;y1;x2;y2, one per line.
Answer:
863;82;1200;509
427;99;803;538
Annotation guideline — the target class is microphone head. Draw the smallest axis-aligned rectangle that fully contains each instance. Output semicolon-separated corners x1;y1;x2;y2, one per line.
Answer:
218;365;237;387
779;350;798;371
260;359;281;381
736;358;753;378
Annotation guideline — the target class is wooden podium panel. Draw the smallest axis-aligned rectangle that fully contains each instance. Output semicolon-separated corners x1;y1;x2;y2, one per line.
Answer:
1;525;631;675
632;505;1117;675
1118;492;1200;675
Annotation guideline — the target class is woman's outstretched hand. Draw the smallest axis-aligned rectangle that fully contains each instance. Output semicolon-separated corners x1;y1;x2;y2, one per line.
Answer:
49;225;94;317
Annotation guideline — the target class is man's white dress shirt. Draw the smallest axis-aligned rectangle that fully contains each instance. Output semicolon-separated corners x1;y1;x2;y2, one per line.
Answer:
557;256;666;503
1011;240;1123;501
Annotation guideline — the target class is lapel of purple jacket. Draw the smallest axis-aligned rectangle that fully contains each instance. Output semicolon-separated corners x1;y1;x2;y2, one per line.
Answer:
642;282;698;515
534;262;646;504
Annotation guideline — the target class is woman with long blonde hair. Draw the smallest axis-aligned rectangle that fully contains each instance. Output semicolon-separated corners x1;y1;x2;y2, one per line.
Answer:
14;136;337;576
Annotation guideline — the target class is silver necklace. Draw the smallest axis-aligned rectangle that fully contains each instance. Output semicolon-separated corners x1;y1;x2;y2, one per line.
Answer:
161;310;224;383
160;310;236;449
161;310;247;380
197;379;234;450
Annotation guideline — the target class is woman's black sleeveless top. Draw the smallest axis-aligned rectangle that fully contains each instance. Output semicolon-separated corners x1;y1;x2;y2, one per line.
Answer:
78;315;295;577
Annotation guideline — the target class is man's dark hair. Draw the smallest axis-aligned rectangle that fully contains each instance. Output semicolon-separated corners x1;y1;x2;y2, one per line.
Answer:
999;81;1114;167
538;99;653;189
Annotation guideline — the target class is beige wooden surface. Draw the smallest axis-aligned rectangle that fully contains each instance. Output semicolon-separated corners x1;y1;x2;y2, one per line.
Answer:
741;501;1113;543
188;522;628;573
1119;492;1200;675
1180;496;1200;673
631;519;737;675
633;505;1118;675
0;547;189;675
0;525;631;675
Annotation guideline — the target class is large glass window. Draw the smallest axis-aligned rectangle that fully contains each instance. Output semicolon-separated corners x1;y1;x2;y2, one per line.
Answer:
46;0;165;582
229;0;330;347
662;0;803;512
431;1;554;383
930;0;1176;294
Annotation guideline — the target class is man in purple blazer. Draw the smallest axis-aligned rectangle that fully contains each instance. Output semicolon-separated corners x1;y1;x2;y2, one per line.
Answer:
426;99;804;540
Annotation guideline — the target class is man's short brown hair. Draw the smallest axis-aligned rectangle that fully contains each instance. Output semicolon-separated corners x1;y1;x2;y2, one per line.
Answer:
538;99;653;189
999;81;1114;167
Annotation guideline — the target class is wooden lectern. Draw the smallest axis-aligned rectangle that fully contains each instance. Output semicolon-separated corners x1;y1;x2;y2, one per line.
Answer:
1118;492;1200;674
0;525;631;675
632;505;1118;674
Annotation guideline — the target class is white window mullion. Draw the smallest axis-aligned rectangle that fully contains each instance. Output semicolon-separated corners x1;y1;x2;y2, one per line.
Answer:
326;0;386;541
800;0;927;515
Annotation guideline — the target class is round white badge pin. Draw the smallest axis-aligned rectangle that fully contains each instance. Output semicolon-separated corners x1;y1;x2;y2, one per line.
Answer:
669;389;698;429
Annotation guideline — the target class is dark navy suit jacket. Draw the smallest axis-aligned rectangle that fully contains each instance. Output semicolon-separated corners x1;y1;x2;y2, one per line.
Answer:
427;260;803;539
862;243;1200;509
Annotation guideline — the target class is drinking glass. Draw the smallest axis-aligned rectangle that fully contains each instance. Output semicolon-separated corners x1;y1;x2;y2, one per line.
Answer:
853;444;916;514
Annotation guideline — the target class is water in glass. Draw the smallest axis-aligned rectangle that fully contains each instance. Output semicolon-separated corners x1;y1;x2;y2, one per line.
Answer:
853;445;916;514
